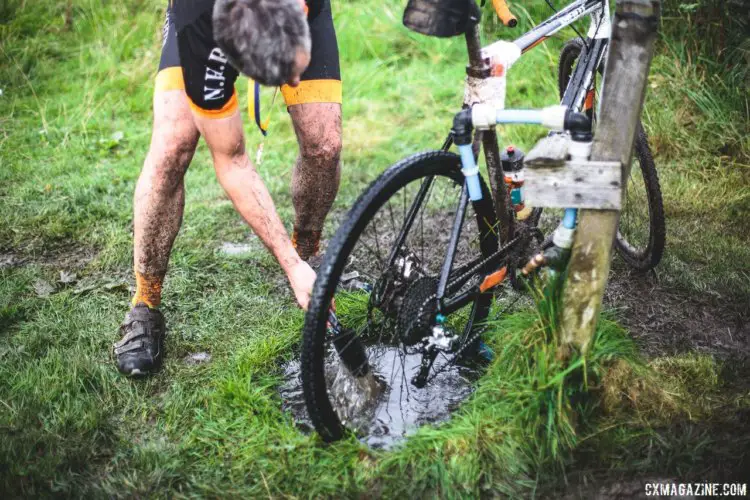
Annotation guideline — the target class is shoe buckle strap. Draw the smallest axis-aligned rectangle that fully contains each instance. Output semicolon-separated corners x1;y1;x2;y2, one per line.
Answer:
114;340;146;355
114;325;151;348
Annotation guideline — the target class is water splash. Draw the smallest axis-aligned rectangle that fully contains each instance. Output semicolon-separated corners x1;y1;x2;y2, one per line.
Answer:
326;361;385;433
280;346;479;449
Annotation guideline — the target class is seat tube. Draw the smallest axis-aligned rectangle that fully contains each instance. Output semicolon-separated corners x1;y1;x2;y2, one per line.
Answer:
482;129;514;244
464;23;484;69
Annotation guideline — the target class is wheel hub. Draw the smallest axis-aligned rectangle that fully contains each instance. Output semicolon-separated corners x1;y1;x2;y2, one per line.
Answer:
370;250;425;317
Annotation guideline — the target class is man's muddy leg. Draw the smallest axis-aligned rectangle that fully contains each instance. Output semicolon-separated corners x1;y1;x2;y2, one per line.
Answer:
288;102;342;260
132;89;200;307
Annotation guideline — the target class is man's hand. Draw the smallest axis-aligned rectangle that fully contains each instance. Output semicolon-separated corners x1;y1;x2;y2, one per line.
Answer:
287;260;316;310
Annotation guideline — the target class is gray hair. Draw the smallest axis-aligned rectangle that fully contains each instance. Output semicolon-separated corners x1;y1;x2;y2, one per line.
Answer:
213;0;311;86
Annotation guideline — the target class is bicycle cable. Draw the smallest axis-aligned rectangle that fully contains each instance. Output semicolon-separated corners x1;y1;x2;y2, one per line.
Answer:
544;0;588;50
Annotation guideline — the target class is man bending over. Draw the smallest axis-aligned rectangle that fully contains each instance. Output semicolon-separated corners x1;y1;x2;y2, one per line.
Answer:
114;0;342;376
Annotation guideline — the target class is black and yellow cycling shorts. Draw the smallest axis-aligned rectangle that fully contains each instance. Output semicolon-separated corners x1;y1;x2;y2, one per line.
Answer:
155;0;342;119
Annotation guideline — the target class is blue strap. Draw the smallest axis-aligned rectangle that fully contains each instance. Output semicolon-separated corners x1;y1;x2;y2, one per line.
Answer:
252;80;267;137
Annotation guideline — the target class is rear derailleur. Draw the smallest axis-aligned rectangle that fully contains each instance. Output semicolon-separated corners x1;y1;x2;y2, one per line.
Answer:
411;319;459;388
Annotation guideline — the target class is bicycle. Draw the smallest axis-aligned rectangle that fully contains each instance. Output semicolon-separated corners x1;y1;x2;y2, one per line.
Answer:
300;0;666;443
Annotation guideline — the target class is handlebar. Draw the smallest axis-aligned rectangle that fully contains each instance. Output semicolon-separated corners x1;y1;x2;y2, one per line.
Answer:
491;0;517;27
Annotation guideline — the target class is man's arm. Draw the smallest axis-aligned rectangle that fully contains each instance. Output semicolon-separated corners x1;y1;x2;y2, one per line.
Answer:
193;110;316;310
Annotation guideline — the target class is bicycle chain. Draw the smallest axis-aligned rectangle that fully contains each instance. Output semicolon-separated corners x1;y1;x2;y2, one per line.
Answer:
412;235;522;363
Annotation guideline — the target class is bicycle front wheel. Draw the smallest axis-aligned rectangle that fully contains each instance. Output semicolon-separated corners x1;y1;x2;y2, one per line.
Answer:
614;125;666;270
558;37;666;271
301;151;498;442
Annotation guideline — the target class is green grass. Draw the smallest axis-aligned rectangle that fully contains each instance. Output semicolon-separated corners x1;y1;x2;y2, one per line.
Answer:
1;0;748;496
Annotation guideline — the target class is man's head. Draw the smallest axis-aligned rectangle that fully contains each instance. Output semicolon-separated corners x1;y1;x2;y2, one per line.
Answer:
213;0;311;87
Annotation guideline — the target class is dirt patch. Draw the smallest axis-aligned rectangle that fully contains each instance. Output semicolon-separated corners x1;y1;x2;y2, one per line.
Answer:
604;267;750;360
0;252;27;268
0;243;97;271
0;243;133;303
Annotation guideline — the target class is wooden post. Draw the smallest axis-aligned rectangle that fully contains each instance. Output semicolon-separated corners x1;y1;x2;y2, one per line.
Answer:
560;0;660;351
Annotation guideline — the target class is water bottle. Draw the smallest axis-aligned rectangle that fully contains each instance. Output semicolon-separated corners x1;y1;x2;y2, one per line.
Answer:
501;145;532;220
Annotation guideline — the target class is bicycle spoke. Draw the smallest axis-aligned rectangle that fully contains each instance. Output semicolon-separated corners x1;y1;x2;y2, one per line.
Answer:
386;200;398;237
370;216;384;262
306;152;498;443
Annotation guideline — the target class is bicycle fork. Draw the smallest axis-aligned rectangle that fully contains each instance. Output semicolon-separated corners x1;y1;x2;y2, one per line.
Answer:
448;104;591;292
409;106;592;388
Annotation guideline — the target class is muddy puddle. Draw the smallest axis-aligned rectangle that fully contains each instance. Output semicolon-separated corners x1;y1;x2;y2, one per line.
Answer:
280;347;481;449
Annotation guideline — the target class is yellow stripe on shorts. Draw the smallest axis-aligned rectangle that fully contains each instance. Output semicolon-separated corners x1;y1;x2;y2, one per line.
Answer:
281;79;342;106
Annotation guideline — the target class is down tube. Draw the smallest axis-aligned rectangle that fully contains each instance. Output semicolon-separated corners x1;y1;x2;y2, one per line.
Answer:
436;183;470;303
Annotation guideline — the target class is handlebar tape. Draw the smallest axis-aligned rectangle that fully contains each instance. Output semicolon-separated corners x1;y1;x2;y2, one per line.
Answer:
492;0;518;27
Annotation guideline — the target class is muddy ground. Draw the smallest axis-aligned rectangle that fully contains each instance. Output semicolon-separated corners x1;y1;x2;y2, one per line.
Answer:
4;241;749;496
5;239;749;378
5;239;748;379
0;243;96;271
605;264;750;372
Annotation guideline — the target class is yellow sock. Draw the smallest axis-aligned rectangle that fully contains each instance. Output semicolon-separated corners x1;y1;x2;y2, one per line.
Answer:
132;271;163;309
292;228;322;261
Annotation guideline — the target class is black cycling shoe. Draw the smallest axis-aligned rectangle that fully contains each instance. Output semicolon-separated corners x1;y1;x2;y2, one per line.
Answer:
113;302;165;377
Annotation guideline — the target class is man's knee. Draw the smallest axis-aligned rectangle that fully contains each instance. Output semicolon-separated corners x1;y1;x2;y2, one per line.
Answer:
143;90;199;186
299;132;342;169
144;132;197;192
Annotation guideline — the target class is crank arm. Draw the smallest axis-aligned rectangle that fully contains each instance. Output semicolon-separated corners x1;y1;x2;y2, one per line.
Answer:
328;310;371;377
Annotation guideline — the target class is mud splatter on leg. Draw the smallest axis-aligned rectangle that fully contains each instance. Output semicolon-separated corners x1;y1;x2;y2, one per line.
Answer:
288;102;342;260
132;89;200;307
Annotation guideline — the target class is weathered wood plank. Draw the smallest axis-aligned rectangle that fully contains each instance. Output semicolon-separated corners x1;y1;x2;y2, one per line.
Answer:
561;0;660;353
525;160;621;209
524;134;570;168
